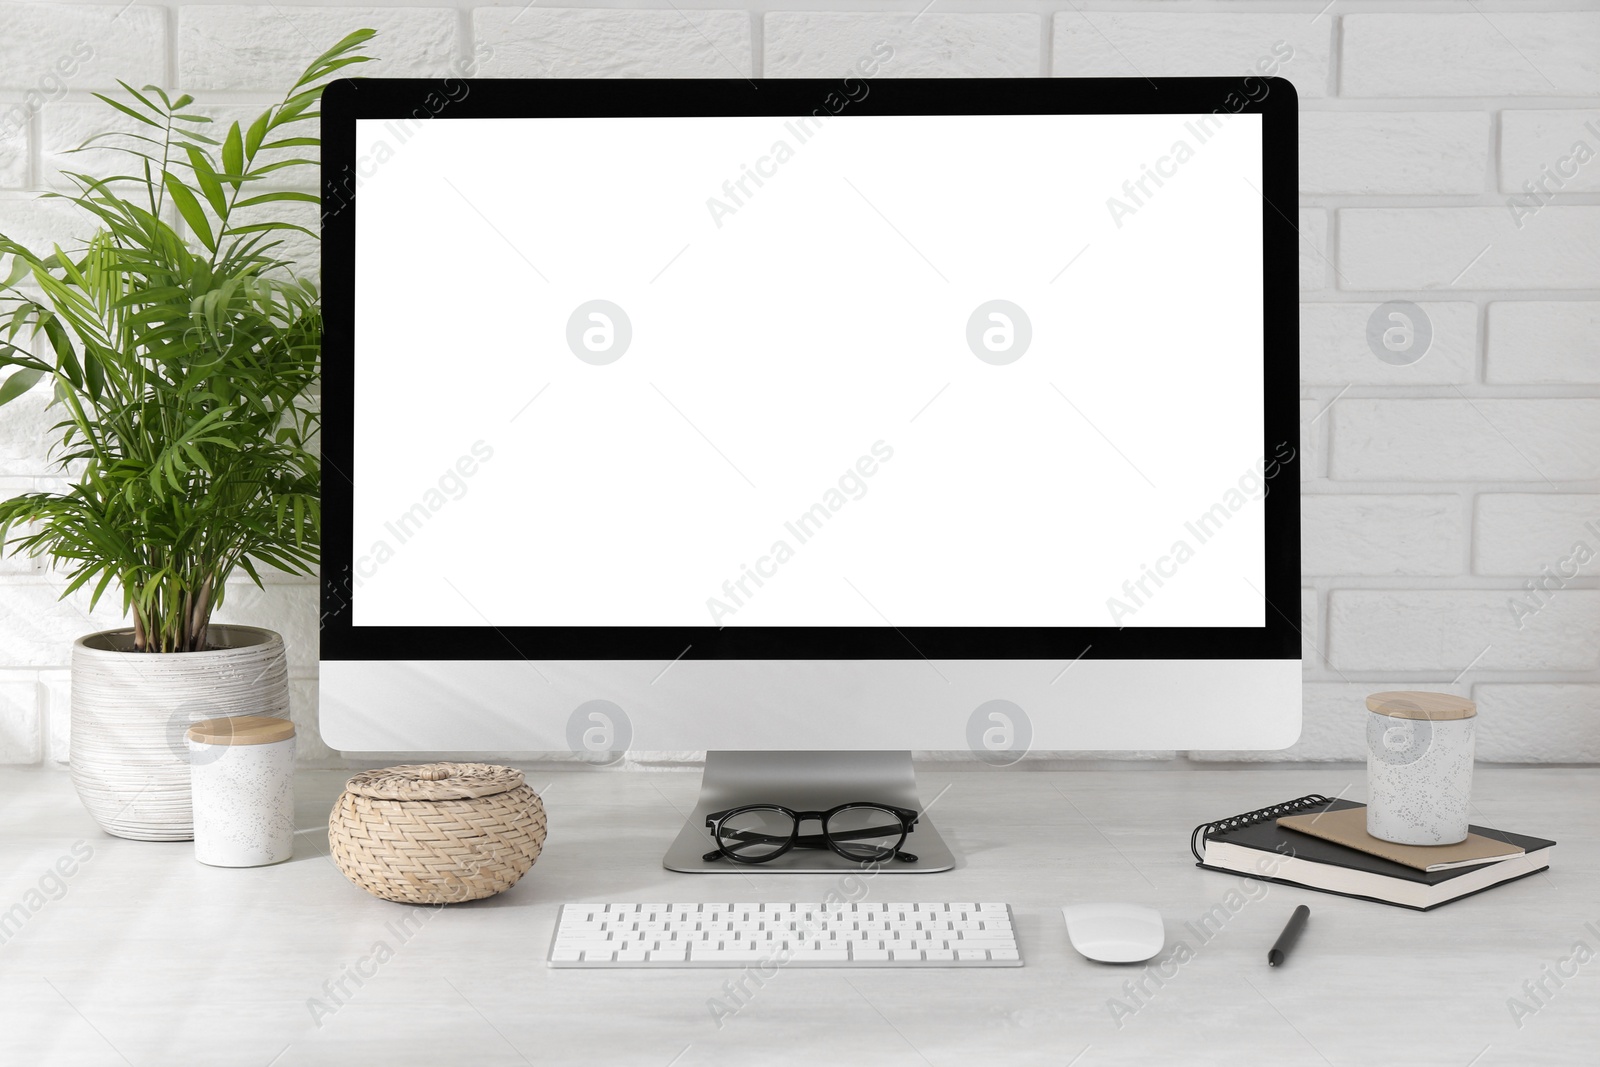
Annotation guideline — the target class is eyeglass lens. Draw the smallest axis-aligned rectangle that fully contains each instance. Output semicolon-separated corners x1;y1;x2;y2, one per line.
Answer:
824;806;905;861
716;807;795;860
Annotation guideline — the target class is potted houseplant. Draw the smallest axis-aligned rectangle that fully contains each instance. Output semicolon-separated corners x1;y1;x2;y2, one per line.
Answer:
0;32;373;840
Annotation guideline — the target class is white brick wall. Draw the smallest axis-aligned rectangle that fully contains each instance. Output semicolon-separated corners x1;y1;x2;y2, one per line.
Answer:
1341;14;1600;96
1300;302;1476;386
766;13;1037;78
1340;207;1600;290
1;2;1597;766
1296;207;1328;292
1330;399;1600;481
1486;302;1600;384
0;4;165;91
1300;112;1490;196
1050;14;1332;97
1329;590;1600;672
179;6;460;89
1474;494;1600;576
1500;110;1600;194
0;678;42;763
1302;495;1463;576
473;9;753;79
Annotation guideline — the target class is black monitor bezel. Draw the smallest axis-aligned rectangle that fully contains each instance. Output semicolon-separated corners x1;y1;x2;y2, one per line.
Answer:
320;76;1301;662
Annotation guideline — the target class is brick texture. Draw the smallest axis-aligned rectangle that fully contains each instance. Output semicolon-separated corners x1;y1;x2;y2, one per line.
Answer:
1300;112;1490;195
766;13;1036;78
180;6;459;90
0;677;42;763
1474;685;1600;762
1300;302;1475;386
1302;494;1462;576
1474;494;1600;577
1340;207;1600;290
1329;399;1600;482
1500;110;1600;194
0;4;165;92
472;9;752;79
1343;14;1600;97
1298;208;1328;291
1051;14;1331;98
0;121;27;188
1328;590;1600;672
1486;302;1600;384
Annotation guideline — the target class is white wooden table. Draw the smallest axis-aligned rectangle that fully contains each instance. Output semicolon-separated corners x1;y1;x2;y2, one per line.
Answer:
1;765;1594;1066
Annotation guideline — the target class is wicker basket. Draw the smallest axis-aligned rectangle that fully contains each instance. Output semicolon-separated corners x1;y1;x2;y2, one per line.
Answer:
328;763;546;904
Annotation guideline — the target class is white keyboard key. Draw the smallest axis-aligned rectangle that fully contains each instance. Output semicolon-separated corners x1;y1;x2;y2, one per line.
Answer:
852;947;891;962
989;948;1020;961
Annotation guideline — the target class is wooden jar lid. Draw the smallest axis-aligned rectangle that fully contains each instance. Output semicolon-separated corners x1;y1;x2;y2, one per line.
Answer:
1366;691;1476;720
342;763;526;801
186;715;296;745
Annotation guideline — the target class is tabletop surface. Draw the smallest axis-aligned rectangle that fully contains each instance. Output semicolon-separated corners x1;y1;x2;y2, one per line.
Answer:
1;764;1595;1066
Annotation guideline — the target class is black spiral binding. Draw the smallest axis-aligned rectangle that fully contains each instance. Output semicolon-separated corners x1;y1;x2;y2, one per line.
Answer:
1190;794;1332;863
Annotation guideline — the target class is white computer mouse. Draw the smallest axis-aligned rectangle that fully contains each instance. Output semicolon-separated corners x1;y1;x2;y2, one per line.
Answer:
1061;903;1166;963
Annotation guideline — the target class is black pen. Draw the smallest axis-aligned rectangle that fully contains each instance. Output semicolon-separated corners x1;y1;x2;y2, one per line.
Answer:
1268;905;1310;966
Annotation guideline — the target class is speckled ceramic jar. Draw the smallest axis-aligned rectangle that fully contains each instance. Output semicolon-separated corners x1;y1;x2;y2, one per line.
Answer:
1366;691;1477;846
187;716;296;867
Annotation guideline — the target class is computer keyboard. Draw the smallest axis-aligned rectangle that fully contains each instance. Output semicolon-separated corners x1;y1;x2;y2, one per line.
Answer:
547;902;1022;967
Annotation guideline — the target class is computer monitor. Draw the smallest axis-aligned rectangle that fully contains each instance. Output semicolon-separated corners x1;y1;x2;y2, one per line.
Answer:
319;76;1301;873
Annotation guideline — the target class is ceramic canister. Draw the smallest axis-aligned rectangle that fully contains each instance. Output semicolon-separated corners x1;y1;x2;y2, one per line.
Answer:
186;715;296;866
1365;691;1477;846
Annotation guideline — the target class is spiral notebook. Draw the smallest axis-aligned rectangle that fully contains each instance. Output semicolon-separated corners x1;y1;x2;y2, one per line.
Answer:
1190;795;1555;912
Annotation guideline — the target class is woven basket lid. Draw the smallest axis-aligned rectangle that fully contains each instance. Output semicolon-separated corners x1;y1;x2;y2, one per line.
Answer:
343;762;527;801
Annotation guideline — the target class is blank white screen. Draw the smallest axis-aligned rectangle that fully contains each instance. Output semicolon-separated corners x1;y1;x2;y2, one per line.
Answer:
352;112;1267;629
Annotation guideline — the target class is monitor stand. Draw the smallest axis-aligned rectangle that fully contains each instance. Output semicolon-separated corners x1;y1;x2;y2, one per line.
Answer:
662;751;956;873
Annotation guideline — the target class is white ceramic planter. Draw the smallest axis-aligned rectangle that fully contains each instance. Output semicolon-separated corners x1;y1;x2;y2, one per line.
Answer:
70;625;290;841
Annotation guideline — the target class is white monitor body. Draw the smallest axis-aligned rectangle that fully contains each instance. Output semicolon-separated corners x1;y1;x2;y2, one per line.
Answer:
319;77;1304;872
319;659;1301;754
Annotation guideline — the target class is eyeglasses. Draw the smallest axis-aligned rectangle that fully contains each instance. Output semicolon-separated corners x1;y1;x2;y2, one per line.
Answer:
703;802;920;864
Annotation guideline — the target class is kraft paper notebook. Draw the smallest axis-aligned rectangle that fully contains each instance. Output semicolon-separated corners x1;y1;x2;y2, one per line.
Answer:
1277;804;1525;872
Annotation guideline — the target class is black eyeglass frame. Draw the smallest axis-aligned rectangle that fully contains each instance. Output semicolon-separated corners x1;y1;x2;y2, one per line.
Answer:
703;802;921;865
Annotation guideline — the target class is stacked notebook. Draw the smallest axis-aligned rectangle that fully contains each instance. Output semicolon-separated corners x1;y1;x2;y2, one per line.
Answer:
1191;795;1555;911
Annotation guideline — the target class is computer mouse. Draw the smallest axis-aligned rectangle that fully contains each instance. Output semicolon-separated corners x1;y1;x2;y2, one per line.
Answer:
1061;903;1166;963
